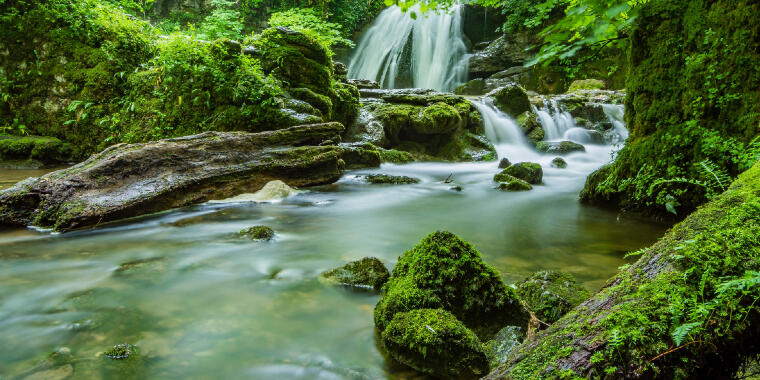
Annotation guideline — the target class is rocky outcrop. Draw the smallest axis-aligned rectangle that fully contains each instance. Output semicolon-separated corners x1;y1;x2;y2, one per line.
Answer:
347;89;496;161
0;123;368;231
468;34;537;77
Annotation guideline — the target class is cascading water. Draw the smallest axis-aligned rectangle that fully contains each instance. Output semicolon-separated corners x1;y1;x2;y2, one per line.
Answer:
534;100;628;145
347;5;469;91
534;99;575;140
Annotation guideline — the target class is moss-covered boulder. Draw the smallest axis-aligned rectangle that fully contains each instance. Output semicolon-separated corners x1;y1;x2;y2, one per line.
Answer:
320;257;390;291
515;111;545;144
498;157;512;169
361;89;496;162
240;226;275;241
381;308;490;380
0;135;74;165
338;142;382;169
454;78;487;96
515;270;590;323
535;141;585;155
567;79;606;92
551;157;567;168
378;148;415;164
502;162;543;185
375;231;530;339
488;85;531;116
363;174;420;185
497;178;533;192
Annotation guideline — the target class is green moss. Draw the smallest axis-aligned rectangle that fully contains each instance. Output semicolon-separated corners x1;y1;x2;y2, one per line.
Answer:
581;0;760;216
515;271;590;323
551;157;567;169
375;231;530;339
364;174;420;185
567;79;606;92
103;343;134;360
535;141;585;155
502;162;543;185
382;308;490;379
490;85;531;116
0;135;74;163
496;177;533;192
239;225;275;241
409;102;464;134
319;257;390;291
378;148;415;164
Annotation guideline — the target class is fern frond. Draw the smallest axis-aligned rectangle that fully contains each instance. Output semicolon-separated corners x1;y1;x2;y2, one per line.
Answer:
672;321;702;346
696;159;731;192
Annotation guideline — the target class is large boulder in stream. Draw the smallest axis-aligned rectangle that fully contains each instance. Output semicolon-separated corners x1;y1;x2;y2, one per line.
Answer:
375;231;529;378
349;89;496;162
488;85;531;116
500;162;543;184
0;123;367;231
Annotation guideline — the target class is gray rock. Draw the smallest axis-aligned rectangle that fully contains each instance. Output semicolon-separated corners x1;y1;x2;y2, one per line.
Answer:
535;141;586;155
484;326;526;367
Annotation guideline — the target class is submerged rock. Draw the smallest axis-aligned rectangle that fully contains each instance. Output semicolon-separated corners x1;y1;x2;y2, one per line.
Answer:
0;123;347;231
363;174;420;185
319;257;390;291
535;140;586;155
381;308;490;379
240;226;275;241
375;231;529;339
483;326;526;368
515;270;590;323
502;162;543;184
104;344;134;360
551;157;568;168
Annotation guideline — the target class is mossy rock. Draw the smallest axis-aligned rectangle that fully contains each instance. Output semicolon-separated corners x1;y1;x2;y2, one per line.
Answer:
488;85;531;116
498;158;511;169
381;308;490;380
551;157;568;168
364;174;420;185
375;231;530;339
378;148;415;164
104;344;135;360
409;102;465;135
339;142;382;169
319;257;390;291
535;141;585;155
515;270;590;323
503;162;543;184
567;79;606;92
497;178;533;192
454;78;487;96
239;225;275;241
0;135;74;164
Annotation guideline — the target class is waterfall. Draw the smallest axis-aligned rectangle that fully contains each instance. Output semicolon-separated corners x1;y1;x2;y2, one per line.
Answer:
601;104;629;143
534;100;575;140
347;5;469;91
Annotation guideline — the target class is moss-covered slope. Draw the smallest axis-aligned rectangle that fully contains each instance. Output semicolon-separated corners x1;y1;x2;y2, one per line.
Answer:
487;162;760;379
581;0;760;217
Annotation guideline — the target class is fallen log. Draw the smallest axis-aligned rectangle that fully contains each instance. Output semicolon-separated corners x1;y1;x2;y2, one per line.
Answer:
0;123;355;231
486;163;760;379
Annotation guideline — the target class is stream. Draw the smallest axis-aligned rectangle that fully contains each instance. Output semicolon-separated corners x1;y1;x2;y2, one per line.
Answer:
0;6;668;380
0;103;667;379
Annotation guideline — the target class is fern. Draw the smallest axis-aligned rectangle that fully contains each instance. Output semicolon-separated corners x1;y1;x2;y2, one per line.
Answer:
671;321;702;346
697;159;731;192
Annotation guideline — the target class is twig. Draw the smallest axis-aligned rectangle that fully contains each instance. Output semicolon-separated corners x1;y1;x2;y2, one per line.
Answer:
649;340;718;363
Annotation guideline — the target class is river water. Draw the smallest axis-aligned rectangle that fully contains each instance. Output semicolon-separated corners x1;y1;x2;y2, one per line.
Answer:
0;101;667;378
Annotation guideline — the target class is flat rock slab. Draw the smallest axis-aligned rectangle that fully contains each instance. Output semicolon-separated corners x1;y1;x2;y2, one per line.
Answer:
0;123;347;231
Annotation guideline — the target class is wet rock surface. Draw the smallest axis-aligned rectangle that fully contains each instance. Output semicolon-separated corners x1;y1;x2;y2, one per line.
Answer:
0;123;352;231
319;257;390;291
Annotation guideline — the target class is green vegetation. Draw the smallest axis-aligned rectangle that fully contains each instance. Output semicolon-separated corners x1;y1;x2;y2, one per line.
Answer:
581;0;760;217
497;162;760;379
515;270;589;323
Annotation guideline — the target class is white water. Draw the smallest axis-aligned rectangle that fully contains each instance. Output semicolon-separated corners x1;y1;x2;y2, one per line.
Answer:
534;99;576;141
347;5;469;91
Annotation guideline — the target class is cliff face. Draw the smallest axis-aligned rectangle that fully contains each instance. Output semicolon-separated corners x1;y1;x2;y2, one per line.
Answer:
581;0;760;217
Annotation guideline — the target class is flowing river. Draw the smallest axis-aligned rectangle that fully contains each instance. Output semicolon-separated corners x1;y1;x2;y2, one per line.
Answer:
0;101;667;379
